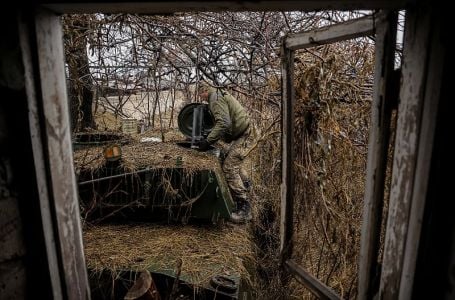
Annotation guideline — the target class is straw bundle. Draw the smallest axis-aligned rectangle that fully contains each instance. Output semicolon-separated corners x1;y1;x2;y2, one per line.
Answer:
84;223;255;287
73;141;221;174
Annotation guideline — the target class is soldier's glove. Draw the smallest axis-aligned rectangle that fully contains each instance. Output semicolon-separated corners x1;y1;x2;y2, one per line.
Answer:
198;139;210;151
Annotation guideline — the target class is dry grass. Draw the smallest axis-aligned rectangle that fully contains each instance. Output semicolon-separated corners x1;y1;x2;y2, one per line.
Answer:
138;127;187;142
79;39;375;299
75;127;259;294
289;40;375;298
73;140;221;174
94;111;123;131
83;223;256;287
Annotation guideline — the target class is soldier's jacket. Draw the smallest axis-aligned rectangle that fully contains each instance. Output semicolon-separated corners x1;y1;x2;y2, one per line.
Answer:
206;88;250;144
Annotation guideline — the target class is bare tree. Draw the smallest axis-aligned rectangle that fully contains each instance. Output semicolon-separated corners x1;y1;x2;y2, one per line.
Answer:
63;15;96;132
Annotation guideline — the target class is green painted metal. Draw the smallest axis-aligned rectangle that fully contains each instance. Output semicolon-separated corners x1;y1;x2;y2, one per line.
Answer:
78;165;235;223
186;168;235;222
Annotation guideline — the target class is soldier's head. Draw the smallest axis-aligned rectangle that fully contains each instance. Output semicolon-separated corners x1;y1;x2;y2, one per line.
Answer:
197;81;211;101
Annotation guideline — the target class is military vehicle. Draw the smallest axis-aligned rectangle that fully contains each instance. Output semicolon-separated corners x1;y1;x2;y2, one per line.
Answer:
74;104;252;299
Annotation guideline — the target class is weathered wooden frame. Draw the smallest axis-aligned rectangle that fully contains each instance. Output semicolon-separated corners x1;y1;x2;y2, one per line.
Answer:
379;4;444;298
17;1;448;299
280;12;398;299
41;1;407;14
19;8;89;299
358;12;398;300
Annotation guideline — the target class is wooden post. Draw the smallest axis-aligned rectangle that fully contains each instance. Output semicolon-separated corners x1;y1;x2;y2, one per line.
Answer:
18;10;64;299
398;6;445;298
30;8;89;299
284;15;374;51
379;3;438;299
285;260;340;300
358;11;397;300
280;44;294;261
42;1;408;15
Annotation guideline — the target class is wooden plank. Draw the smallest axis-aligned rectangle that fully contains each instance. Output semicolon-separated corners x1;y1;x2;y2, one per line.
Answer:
279;45;294;261
399;7;445;298
285;259;340;300
35;8;90;300
379;3;433;299
358;11;397;300
42;1;409;14
17;13;64;299
285;15;375;51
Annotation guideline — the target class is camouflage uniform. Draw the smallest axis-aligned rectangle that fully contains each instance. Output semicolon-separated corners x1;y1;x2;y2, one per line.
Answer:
206;88;252;202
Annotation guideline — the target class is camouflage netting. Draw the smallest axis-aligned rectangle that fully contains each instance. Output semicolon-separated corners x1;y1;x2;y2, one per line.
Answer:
75;127;260;296
290;40;375;298
73;140;221;174
64;11;387;300
83;224;255;287
75;39;377;298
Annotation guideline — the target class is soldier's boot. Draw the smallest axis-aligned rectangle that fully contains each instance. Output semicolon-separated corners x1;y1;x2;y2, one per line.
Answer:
230;199;252;224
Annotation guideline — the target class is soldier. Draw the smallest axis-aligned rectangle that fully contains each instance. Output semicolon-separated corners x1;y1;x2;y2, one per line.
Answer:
197;82;253;224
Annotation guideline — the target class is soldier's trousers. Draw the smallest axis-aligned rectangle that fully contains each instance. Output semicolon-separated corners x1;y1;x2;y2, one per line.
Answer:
222;126;254;202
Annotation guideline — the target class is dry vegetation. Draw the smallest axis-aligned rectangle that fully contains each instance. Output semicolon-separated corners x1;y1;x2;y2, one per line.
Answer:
84;224;255;287
73;140;220;173
65;11;378;299
290;40;374;298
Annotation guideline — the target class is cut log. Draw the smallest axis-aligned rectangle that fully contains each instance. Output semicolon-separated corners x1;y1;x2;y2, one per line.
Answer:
124;270;160;300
